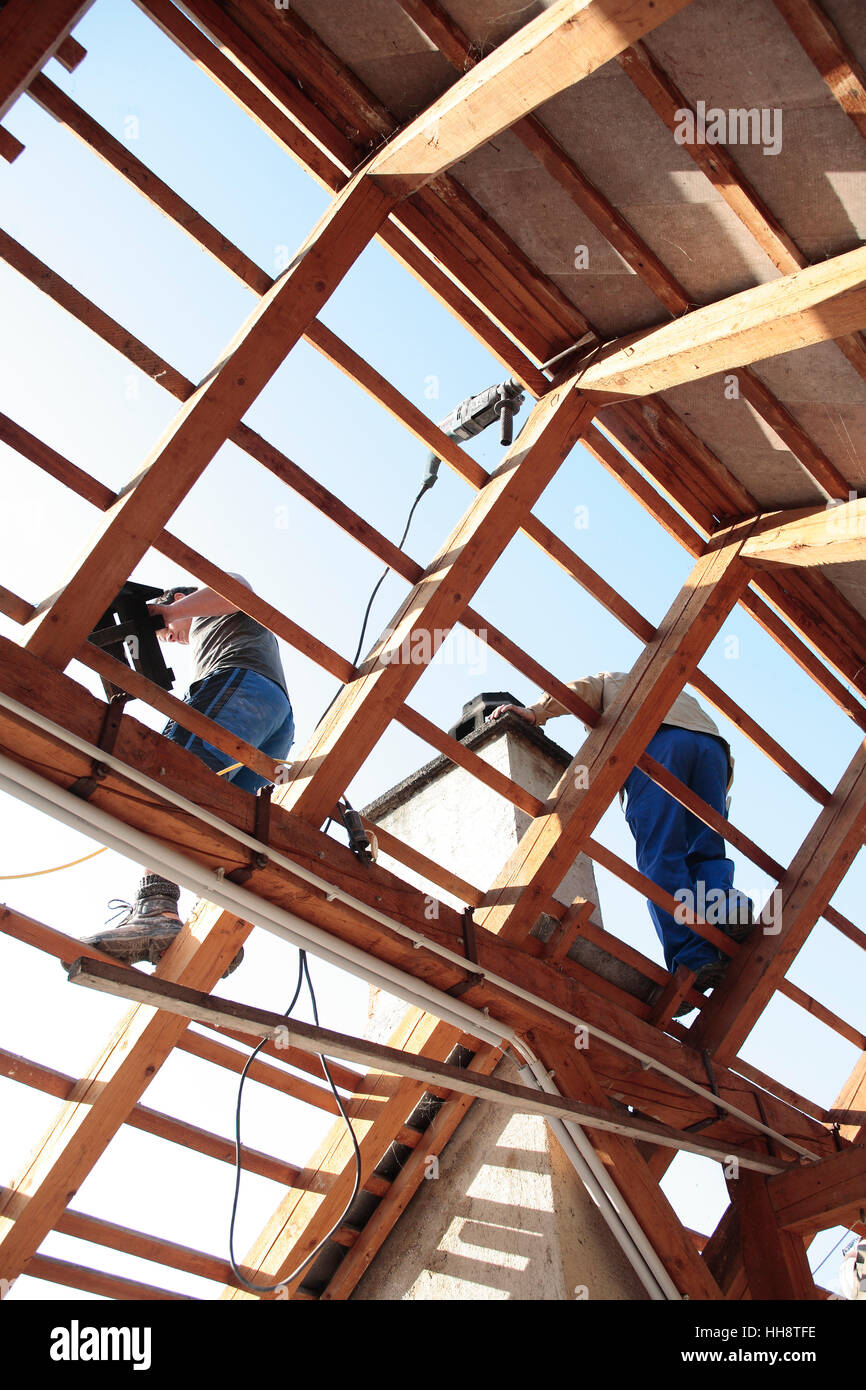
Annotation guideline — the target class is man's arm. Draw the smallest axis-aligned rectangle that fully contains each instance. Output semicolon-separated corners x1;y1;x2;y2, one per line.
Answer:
491;675;606;729
149;574;252;623
528;674;605;728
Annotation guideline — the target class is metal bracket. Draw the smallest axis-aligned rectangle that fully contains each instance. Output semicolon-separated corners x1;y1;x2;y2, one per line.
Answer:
69;693;130;800
682;1049;725;1134
226;785;272;886
447;908;483;997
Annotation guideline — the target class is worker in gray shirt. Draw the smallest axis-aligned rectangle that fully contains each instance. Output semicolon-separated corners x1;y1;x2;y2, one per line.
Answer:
78;576;293;972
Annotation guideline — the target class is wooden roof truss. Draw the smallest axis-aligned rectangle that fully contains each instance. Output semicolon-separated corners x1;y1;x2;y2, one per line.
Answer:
0;0;865;1302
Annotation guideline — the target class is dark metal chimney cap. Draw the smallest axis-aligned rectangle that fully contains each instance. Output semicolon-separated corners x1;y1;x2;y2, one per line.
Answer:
448;692;521;741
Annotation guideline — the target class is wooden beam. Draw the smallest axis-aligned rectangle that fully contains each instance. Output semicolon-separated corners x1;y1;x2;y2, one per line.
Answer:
577;246;866;400
69;959;792;1175
0;1043;309;1190
618;36;866;388
24;1253;192;1301
276;385;596;824
770;0;866;142
0;878;255;1282
12;39;866;724
0;582;32;623
3;239;853;874
0;635;836;1158
742;498;866;569
0;0;93;120
476;523;756;942
365;0;695;195
0;1185;253;1292
22;172;396;670
394;0;687;315
701;1204;747;1299
54;34;87;72
832;1054;866;1145
223;1010;471;1298
692;738;866;1062
594;407;866;726
0;127;24;163
524;1027;723;1299
394;0;856;500
728;1168;817;1299
319;1044;502;1300
768;1145;866;1233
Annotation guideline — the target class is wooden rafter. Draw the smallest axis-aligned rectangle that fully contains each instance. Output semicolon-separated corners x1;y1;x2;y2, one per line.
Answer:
0;640;835;1148
730;1170;818;1300
618;36;866;386
129;0;866;704
393;0;853;501
5;401;864;985
276;386;596;824
0;898;256;1282
742;497;866;569
0;0;93;120
692;738;866;1062
768;1145;866;1233
363;0;696;195
69;959;799;1175
770;0;866;143
23;173;396;670
3;0;864;1306
577;246;866;400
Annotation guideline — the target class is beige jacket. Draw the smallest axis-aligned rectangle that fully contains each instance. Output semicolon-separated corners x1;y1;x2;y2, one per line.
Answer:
527;671;733;788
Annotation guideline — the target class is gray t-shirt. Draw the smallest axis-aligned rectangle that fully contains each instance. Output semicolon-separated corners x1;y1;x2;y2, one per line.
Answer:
188;581;287;696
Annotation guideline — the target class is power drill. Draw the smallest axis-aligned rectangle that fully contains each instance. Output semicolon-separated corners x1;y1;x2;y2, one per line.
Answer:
437;379;525;447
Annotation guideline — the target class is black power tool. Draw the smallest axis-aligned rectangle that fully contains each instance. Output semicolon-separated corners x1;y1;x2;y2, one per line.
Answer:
87;581;176;699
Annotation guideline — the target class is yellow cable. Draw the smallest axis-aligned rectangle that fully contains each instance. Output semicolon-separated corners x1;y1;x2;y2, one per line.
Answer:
1;763;248;875
0;847;107;879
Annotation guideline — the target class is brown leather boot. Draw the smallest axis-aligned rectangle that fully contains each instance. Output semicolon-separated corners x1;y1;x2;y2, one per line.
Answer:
72;875;244;977
78;875;183;966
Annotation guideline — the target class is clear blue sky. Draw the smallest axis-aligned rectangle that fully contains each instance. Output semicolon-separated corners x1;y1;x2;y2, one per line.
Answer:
0;0;861;1298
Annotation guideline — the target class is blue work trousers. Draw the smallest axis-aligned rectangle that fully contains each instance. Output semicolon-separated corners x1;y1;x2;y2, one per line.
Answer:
623;726;747;972
163;667;294;794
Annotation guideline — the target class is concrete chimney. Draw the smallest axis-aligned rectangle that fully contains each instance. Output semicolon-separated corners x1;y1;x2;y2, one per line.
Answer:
349;696;650;1301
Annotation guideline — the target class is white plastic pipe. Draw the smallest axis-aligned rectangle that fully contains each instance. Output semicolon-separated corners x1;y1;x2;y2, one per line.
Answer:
515;1047;681;1300
0;750;681;1298
0;692;818;1160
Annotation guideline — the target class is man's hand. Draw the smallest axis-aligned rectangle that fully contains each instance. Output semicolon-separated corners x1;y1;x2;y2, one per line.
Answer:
146;602;172;626
489;703;536;724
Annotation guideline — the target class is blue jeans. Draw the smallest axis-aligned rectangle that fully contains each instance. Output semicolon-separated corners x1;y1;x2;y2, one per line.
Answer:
623;727;751;973
163;668;294;794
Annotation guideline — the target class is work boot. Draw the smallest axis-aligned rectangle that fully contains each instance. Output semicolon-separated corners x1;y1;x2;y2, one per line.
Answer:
77;874;184;966
672;959;727;1019
69;875;244;977
707;888;755;944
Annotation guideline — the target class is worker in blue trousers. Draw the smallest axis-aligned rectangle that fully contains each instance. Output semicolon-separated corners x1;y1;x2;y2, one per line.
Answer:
76;576;294;973
491;673;753;1016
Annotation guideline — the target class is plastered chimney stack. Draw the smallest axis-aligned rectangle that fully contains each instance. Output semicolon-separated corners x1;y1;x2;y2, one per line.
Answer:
352;694;650;1301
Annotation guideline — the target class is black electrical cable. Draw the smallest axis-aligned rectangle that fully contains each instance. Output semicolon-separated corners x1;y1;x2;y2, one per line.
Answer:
318;466;437;837
228;950;305;1293
228;948;363;1296
319;475;430;734
225;460;440;1292
810;1227;855;1277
